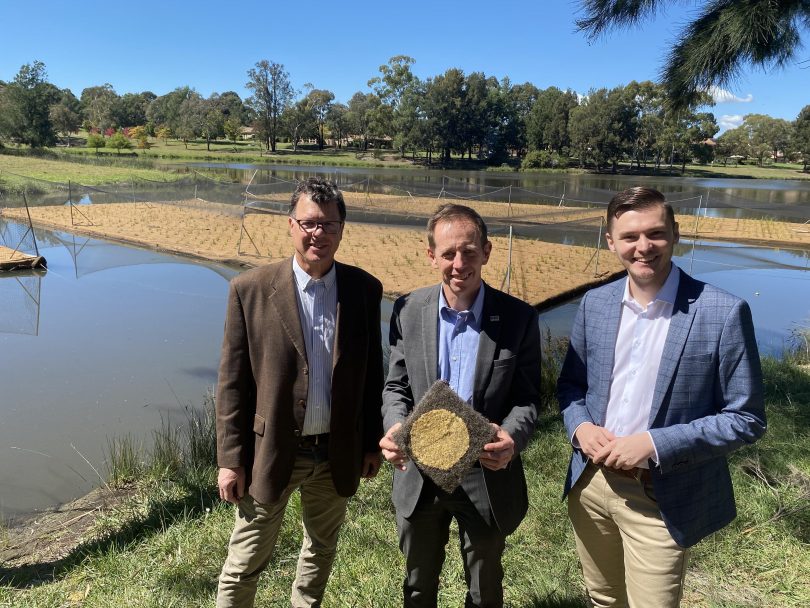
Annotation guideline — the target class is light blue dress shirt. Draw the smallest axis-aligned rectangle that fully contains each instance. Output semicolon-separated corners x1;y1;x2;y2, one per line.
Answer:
292;257;337;436
437;284;485;403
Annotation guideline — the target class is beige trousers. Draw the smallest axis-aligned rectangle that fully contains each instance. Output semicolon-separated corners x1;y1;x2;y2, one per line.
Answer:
216;449;349;608
568;463;689;608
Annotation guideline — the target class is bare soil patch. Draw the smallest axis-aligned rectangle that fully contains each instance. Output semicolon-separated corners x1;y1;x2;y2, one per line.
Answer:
0;485;138;572
4;199;624;306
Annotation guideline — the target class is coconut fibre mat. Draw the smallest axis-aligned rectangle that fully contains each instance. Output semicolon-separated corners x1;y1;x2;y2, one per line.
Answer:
395;380;494;492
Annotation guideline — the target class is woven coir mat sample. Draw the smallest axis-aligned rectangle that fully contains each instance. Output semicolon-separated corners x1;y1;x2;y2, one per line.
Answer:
395;380;494;492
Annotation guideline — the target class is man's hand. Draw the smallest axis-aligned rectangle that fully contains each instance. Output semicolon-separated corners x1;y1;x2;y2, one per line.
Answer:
574;422;616;460
380;423;409;471
361;451;382;478
480;423;515;471
593;432;655;470
218;466;245;504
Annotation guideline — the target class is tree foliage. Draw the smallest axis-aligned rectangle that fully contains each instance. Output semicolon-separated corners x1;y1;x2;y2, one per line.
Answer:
246;60;293;152
576;0;810;110
0;61;60;147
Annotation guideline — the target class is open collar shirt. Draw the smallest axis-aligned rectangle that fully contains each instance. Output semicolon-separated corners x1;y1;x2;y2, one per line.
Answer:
437;283;485;403
292;256;337;436
604;264;681;465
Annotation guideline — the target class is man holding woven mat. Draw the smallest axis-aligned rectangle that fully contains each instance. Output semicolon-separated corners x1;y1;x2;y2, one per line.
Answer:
380;203;541;607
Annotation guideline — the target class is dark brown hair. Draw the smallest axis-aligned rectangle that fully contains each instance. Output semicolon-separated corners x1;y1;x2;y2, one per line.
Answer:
426;204;489;249
289;177;346;220
606;187;675;231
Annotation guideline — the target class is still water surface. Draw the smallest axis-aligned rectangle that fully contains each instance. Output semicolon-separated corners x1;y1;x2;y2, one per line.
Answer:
1;222;808;518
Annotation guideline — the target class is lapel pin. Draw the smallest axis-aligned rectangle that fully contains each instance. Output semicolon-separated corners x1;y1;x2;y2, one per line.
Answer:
490;315;500;322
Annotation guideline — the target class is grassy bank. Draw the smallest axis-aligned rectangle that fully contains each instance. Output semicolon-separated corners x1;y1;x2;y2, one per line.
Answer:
0;345;808;606
0;152;187;195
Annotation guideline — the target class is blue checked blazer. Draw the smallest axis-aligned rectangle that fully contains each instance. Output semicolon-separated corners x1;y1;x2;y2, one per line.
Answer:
558;269;766;548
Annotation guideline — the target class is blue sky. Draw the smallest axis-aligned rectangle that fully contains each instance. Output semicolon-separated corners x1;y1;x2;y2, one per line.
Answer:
2;1;807;133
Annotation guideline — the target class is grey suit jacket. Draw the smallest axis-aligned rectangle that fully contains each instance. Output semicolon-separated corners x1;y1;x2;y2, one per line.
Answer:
216;258;384;505
558;268;766;547
382;283;541;535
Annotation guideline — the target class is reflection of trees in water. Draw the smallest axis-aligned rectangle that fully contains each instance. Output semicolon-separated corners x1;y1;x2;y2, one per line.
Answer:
0;271;42;336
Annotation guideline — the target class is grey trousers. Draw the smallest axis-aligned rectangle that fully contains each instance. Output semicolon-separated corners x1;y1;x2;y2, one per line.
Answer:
396;478;506;608
216;448;349;608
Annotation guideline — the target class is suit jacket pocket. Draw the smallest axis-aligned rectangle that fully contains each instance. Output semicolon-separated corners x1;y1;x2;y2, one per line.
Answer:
253;414;265;436
493;355;516;369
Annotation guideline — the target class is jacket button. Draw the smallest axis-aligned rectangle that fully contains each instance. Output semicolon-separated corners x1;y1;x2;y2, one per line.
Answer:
293;429;301;437
303;368;309;375
298;400;306;407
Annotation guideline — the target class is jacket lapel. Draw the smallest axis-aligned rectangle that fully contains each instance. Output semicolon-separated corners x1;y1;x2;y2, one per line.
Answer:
473;284;499;409
421;287;440;387
332;262;352;372
648;273;698;426
596;281;625;424
268;258;307;364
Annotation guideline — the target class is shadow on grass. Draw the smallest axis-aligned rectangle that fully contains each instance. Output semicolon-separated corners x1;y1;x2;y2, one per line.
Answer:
521;592;588;607
0;482;219;589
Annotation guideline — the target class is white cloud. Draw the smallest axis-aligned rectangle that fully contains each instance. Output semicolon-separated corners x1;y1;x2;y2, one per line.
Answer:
719;114;745;131
707;86;753;104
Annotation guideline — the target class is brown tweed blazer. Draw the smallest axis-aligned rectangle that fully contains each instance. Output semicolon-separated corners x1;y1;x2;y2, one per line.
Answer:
215;258;384;504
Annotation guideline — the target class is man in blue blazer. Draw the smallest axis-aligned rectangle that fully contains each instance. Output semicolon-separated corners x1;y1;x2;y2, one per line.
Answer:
558;187;766;607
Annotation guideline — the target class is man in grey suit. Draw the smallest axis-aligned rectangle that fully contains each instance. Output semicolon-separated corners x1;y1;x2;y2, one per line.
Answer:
558;186;766;607
215;178;384;607
380;203;541;608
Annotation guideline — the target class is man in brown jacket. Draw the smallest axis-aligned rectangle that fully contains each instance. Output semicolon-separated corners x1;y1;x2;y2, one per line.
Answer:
215;178;384;607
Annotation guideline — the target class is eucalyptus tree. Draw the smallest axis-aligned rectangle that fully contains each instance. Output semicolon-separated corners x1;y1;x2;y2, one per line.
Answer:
369;55;418;155
346;92;383;151
568;85;638;172
0;61;60;147
307;89;334;149
715;126;749;166
175;91;205;148
526;86;578;154
497;79;540;158
325;103;349;148
80;84;118;132
743;114;793;163
658;111;718;172
795;105;810;171
576;0;810;110
283;95;316;151
146;86;196;137
245;60;293;151
111;92;153;128
49;89;82;146
424;68;466;163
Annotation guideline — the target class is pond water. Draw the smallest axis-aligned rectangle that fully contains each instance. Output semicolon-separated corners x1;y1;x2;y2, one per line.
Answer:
181;163;810;221
1;208;808;518
0;227;236;518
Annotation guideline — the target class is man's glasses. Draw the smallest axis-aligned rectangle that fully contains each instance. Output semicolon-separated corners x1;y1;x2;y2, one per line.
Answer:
291;218;344;234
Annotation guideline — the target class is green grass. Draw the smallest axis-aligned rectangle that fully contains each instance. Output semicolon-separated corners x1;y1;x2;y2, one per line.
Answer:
48;133;419;169
0;351;808;606
0;151;186;193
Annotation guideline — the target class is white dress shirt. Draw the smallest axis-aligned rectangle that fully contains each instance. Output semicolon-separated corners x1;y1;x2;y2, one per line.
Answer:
604;265;681;465
292;257;337;436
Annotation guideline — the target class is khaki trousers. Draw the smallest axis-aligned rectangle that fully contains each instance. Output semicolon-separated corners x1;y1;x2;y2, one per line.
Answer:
568;463;688;608
216;447;349;608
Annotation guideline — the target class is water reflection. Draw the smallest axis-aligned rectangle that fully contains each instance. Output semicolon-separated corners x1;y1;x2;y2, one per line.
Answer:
181;163;810;221
0;227;236;518
538;240;810;357
0;270;43;336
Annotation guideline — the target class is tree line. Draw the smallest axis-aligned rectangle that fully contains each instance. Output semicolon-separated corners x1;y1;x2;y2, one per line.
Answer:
1;57;808;172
